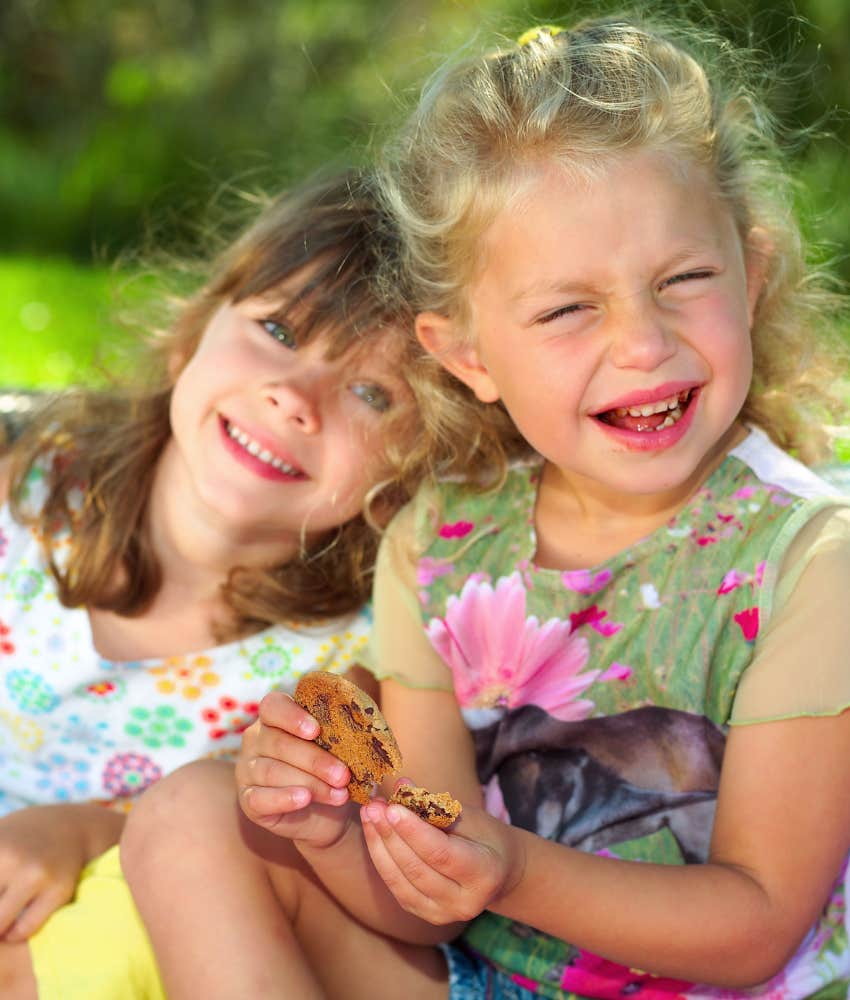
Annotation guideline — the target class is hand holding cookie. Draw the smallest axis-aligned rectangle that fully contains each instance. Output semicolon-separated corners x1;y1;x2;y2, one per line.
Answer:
294;671;462;828
235;687;358;843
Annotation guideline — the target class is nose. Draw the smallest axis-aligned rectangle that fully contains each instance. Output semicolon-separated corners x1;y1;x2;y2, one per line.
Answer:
607;293;677;371
263;379;321;434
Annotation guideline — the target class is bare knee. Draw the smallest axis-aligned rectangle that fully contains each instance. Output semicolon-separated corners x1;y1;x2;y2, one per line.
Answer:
121;759;237;881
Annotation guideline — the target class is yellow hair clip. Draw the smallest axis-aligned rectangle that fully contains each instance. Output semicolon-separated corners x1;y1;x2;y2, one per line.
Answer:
517;25;565;47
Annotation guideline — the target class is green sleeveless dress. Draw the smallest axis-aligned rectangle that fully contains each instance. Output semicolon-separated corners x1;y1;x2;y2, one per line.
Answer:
410;432;849;999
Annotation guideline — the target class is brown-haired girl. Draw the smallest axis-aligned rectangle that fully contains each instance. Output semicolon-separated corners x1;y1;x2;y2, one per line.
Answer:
0;169;458;997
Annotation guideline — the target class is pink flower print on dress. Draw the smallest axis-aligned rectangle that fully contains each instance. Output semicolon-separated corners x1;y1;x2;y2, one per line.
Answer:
569;604;623;637
733;607;759;642
769;488;794;507
561;568;613;595
416;556;454;588
426;572;597;721
717;569;746;594
438;520;474;539
717;561;765;595
560;948;691;999
731;484;759;501
599;662;633;682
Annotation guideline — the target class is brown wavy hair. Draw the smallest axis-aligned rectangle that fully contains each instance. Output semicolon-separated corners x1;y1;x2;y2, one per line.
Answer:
9;170;458;640
379;12;849;465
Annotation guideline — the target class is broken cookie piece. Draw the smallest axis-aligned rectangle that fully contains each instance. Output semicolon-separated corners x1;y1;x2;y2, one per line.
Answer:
389;783;462;829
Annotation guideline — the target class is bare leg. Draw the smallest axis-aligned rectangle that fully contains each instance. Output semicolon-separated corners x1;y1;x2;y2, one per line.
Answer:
121;760;449;1000
0;942;37;1000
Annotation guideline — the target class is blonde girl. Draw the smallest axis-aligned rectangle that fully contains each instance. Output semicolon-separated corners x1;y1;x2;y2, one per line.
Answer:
121;14;850;1000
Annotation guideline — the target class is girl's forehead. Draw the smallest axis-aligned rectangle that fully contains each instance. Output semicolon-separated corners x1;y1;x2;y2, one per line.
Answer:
483;151;727;244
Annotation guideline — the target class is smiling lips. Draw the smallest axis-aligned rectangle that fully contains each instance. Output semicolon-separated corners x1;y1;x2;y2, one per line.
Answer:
224;419;306;478
596;389;693;433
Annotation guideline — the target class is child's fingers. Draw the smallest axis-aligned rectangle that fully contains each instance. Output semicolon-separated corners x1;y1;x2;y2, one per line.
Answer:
361;801;482;922
2;885;68;941
361;809;443;921
239;782;315;826
236;731;350;793
0;881;35;939
256;690;319;739
240;764;349;811
362;802;504;923
241;712;317;764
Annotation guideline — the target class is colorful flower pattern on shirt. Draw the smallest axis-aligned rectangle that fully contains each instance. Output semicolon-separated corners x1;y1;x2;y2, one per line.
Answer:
411;434;849;999
0;474;372;816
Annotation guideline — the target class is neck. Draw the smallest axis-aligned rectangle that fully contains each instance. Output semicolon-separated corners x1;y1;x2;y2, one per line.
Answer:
87;442;305;661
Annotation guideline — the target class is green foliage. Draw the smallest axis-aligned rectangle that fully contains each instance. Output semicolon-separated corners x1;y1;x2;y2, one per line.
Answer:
2;0;848;267
1;0;848;390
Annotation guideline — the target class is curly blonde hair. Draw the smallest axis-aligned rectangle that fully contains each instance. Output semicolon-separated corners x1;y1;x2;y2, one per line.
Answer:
380;13;849;464
9;170;471;640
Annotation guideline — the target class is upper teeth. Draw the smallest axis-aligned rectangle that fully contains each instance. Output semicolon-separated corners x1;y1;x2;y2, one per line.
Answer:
614;390;689;418
226;422;301;475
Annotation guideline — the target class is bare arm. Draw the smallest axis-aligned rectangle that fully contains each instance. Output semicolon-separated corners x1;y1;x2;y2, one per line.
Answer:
235;507;483;945
360;513;850;986
238;678;480;946
485;710;850;985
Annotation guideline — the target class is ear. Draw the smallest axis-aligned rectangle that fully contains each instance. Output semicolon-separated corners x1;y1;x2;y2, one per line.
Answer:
743;226;773;326
415;311;500;404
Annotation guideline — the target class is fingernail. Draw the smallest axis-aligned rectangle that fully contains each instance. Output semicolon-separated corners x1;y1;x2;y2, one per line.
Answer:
329;787;349;805
290;788;310;807
328;764;348;785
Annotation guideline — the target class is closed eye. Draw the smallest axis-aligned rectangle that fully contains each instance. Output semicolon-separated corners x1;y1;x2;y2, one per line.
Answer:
659;269;714;290
260;318;297;349
350;382;391;413
538;303;586;324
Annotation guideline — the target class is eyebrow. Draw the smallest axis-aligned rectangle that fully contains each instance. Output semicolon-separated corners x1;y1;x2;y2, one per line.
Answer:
509;242;725;303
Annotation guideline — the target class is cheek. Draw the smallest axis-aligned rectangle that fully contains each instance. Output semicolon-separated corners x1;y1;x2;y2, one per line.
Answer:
333;421;390;492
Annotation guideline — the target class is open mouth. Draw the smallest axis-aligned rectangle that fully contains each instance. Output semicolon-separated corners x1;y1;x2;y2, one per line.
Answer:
595;389;695;434
223;419;306;477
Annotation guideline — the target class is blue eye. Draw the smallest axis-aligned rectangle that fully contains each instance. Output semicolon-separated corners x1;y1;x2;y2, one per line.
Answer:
351;382;391;413
261;319;296;349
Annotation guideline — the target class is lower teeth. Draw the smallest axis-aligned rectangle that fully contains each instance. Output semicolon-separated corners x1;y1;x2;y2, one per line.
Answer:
657;406;683;430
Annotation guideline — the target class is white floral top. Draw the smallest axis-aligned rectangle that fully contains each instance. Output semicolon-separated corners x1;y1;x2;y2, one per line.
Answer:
0;463;370;815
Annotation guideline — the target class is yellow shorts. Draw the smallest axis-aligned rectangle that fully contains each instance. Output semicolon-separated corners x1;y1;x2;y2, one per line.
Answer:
28;845;165;1000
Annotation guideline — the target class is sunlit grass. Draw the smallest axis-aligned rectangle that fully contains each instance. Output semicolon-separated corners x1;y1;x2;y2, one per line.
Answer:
1;256;136;389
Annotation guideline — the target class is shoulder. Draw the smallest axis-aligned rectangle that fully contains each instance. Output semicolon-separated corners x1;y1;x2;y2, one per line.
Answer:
729;426;845;501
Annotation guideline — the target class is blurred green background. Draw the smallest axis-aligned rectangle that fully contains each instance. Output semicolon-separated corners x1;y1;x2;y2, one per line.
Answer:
2;0;849;391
